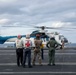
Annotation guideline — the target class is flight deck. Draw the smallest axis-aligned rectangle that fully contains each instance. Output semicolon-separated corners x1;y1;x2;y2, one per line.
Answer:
0;48;76;75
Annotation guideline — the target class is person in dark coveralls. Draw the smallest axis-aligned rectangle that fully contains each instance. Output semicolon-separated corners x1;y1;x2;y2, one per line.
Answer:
40;43;44;60
22;34;32;68
46;37;60;66
15;35;23;66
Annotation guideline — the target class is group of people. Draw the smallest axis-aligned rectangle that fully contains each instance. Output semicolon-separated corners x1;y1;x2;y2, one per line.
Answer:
15;34;60;68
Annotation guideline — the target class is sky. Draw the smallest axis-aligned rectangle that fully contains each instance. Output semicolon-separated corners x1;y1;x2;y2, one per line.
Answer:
0;0;76;43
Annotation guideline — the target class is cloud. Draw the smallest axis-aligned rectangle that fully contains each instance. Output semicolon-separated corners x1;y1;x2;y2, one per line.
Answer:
0;18;10;24
0;0;17;3
0;0;76;26
52;22;64;28
0;0;76;42
64;12;76;18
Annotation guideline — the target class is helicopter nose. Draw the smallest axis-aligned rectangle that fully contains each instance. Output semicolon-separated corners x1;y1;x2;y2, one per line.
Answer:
61;38;68;43
64;39;68;43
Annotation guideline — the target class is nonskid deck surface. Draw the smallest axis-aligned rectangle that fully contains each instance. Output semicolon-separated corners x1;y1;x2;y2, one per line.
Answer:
0;48;76;75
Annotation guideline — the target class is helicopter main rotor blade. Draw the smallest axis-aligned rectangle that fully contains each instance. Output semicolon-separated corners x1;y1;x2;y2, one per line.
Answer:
1;25;76;31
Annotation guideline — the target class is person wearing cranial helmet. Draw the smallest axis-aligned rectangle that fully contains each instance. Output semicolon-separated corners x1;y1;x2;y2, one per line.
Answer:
32;34;43;66
46;36;60;66
26;34;30;38
22;34;32;68
15;35;23;67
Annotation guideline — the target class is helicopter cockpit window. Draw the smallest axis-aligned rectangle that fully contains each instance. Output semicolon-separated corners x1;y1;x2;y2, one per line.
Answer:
32;30;39;34
41;37;49;42
59;35;64;40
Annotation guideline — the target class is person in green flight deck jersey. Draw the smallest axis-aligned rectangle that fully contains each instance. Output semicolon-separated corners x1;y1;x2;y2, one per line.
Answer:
46;37;60;66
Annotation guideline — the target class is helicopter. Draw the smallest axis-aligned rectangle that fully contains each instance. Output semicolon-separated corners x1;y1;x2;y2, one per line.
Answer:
0;25;68;48
29;26;68;49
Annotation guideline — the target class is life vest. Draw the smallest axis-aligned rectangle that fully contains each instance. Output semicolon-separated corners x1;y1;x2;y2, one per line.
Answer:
25;40;31;48
16;39;23;48
40;44;44;48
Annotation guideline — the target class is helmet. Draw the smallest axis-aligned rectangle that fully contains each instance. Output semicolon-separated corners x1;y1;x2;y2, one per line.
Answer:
36;34;40;37
17;35;21;39
36;34;40;39
50;37;55;40
26;34;30;38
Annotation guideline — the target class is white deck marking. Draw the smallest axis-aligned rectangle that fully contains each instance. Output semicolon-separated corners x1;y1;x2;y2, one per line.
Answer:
0;62;76;66
0;72;76;74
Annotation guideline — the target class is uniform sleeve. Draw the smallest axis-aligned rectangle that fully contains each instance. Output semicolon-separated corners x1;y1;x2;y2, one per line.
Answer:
30;40;32;47
34;39;37;46
40;40;42;46
55;41;61;48
21;39;24;47
22;40;25;48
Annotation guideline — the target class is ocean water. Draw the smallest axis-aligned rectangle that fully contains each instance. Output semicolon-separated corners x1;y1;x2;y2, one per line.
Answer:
64;43;76;48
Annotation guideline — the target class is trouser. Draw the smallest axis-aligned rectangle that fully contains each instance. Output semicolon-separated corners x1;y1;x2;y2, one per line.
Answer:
41;48;44;59
22;48;31;67
32;48;42;65
49;49;55;64
16;48;23;66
